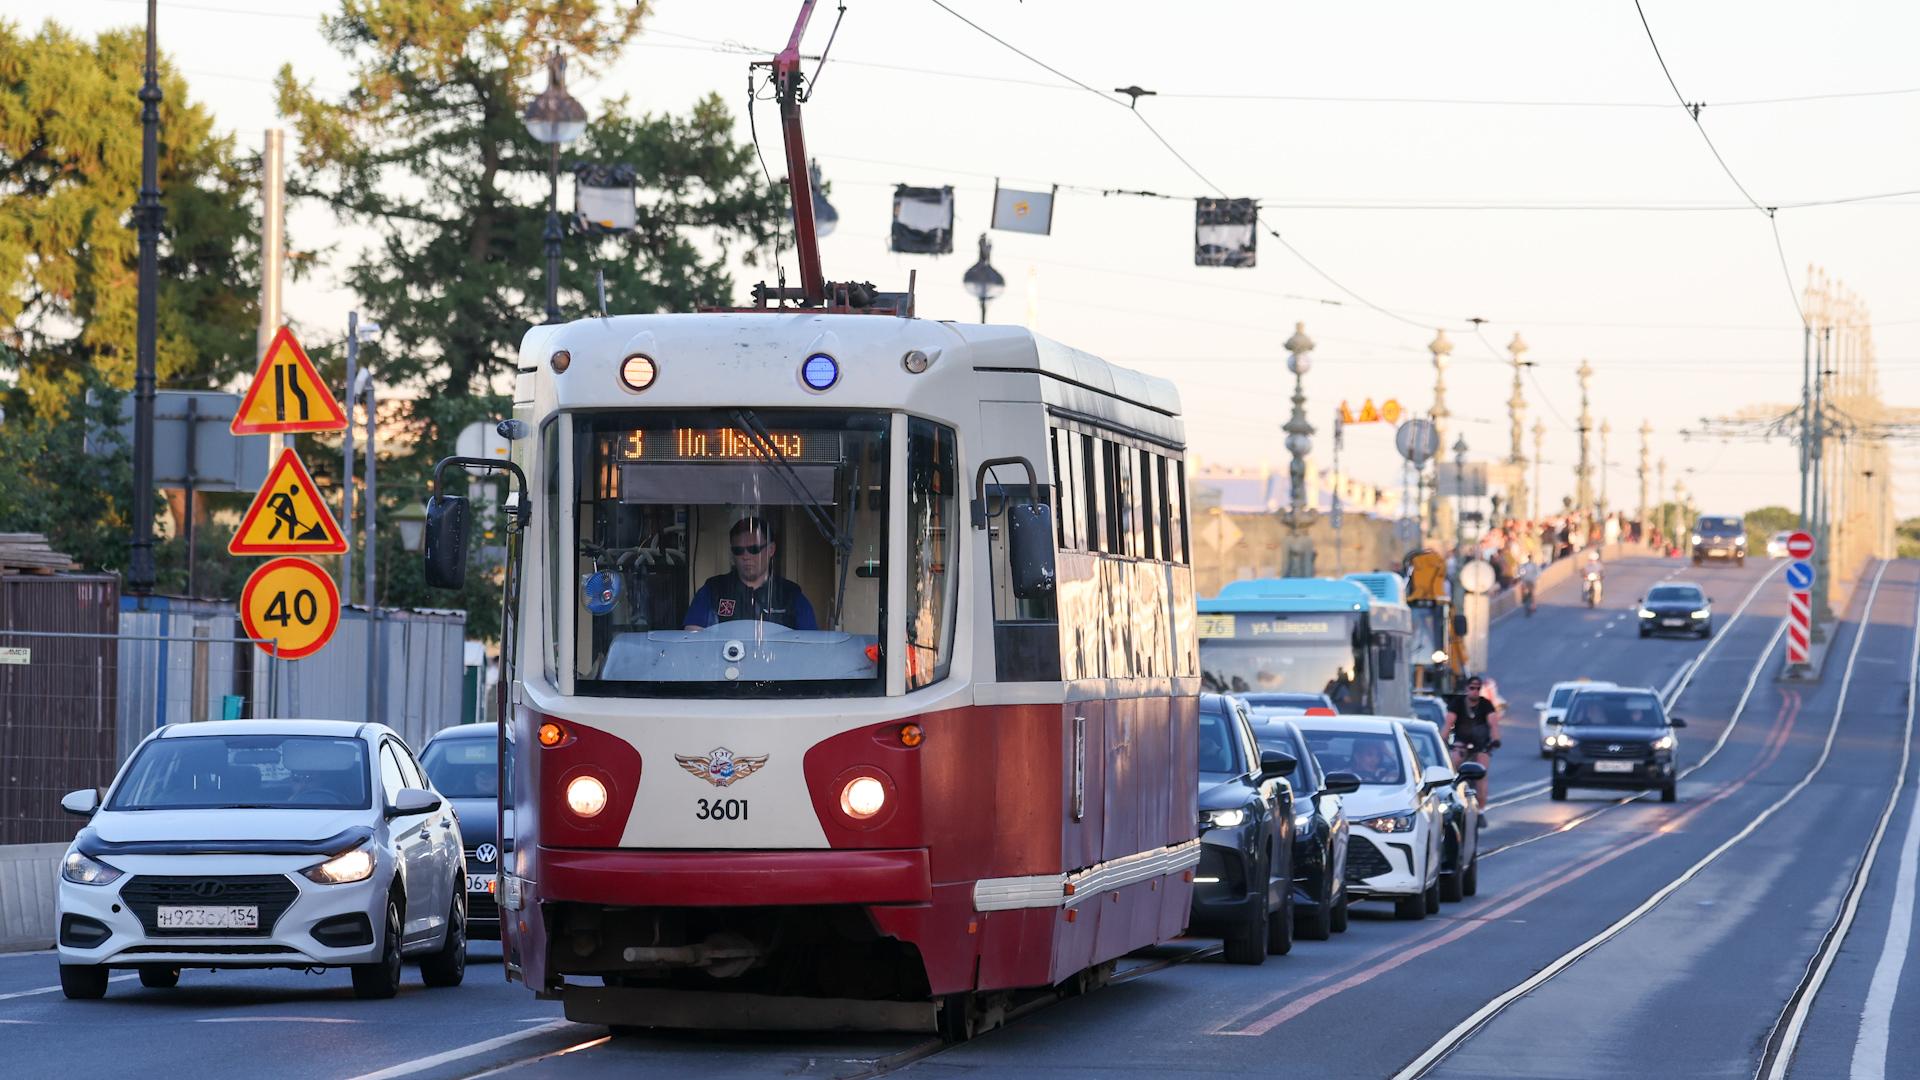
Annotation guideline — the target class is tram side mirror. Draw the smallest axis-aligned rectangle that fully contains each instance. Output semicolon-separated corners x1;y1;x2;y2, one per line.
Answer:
423;494;472;590
1007;501;1057;600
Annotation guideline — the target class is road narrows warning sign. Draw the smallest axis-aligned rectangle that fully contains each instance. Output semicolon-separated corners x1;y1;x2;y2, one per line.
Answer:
240;557;341;659
230;448;348;555
231;326;347;435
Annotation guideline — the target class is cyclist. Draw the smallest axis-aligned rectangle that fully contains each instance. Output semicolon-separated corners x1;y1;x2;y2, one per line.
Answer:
1516;557;1540;615
1444;675;1500;824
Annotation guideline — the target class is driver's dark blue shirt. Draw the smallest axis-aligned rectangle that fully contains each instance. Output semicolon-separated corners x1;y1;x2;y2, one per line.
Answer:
685;571;817;630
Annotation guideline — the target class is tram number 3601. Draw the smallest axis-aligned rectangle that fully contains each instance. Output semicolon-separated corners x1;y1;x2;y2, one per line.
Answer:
695;798;748;821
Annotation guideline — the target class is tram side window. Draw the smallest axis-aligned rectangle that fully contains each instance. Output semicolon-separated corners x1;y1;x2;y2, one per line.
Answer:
906;419;958;690
1169;458;1189;565
1137;447;1158;562
543;418;562;684
1081;432;1103;553
986;474;1061;683
1050;427;1077;551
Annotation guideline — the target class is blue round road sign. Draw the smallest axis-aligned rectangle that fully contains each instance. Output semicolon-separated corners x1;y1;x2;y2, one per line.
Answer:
1786;561;1814;590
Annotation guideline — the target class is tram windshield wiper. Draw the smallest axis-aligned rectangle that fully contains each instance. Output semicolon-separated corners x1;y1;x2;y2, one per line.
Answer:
728;408;853;557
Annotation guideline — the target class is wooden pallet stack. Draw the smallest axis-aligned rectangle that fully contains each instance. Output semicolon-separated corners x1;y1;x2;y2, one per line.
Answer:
0;533;79;575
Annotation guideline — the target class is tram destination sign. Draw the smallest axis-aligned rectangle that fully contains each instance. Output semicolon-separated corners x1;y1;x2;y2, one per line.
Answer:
612;427;841;464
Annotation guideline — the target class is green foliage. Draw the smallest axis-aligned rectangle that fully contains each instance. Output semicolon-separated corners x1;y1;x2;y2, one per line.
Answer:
0;20;258;580
1898;517;1920;560
1745;505;1797;551
276;0;784;631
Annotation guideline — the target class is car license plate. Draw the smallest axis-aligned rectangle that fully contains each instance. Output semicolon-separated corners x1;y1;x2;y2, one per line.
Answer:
467;874;496;894
1663;619;1686;627
1594;760;1635;774
157;905;258;930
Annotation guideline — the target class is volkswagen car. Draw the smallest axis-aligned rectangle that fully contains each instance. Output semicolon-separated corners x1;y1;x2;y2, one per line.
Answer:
1192;694;1297;965
55;720;467;1000
1638;583;1712;639
1398;718;1485;902
420;723;511;940
1296;716;1451;920
1248;715;1358;940
1546;687;1686;802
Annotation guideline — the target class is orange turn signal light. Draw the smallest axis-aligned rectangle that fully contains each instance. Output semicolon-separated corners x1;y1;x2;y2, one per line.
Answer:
898;723;924;748
538;721;568;748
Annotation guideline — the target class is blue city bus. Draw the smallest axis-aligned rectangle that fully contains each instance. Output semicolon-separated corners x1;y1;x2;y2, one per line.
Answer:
1197;574;1415;717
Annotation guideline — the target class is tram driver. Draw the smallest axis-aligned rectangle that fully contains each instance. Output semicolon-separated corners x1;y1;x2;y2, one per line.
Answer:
684;516;819;631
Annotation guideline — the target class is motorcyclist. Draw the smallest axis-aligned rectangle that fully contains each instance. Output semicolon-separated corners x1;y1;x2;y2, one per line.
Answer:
1516;558;1540;614
1582;549;1605;606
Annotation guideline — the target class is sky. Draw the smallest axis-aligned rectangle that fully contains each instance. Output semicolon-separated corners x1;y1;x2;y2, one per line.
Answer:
22;0;1920;520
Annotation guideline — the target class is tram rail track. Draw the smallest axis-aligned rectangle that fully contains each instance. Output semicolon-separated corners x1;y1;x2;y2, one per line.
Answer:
1390;560;1907;1080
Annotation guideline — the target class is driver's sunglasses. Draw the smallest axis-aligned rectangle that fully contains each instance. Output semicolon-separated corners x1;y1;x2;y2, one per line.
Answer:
1466;684;1483;692
730;542;769;556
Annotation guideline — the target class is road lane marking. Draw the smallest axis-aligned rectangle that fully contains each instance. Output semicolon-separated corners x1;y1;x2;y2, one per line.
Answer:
1852;717;1920;1079
0;975;136;1001
1391;561;1893;1080
197;1015;362;1024
1218;685;1804;1038
342;1019;585;1080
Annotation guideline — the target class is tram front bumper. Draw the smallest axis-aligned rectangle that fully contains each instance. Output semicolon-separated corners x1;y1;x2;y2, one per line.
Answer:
539;846;932;906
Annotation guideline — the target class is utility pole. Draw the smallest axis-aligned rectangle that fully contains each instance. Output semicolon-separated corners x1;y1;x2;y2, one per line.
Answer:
1637;420;1652;532
260;129;286;463
1598;418;1611;518
1657;457;1668;541
1429;330;1453;539
129;0;164;596
1507;333;1529;526
1574;359;1595;518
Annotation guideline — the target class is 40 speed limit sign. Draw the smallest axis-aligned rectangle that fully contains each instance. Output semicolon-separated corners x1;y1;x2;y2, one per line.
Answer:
240;557;341;659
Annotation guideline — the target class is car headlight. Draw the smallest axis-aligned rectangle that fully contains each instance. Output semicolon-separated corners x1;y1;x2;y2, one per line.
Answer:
1355;810;1419;834
61;851;122;887
1692;609;1710;619
1293;810;1314;832
301;844;376;885
1651;734;1676;752
1691;533;1703;545
1201;808;1247;830
1639;608;1656;619
1546;732;1577;750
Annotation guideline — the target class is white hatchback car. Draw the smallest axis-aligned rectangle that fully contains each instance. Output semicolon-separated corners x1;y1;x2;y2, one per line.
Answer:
1535;679;1619;756
1295;716;1452;920
56;719;466;1000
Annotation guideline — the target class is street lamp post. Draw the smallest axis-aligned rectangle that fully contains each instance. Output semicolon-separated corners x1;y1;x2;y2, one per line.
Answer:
1283;323;1317;578
1657;457;1668;542
1531;419;1546;521
1452;435;1469;560
523;53;587;325
1598;418;1611;519
130;0;164;595
1428;329;1453;539
962;234;1005;324
1506;333;1529;524
1574;359;1595;517
341;312;380;605
1637;419;1652;532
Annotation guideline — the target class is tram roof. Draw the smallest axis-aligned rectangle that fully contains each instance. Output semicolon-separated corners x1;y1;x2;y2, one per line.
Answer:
519;313;1182;419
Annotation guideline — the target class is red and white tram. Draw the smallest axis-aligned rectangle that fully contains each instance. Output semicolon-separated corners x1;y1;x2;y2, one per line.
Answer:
421;1;1201;1036
434;313;1202;1035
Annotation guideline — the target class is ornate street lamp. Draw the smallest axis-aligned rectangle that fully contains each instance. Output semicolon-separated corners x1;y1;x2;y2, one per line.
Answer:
961;234;1005;323
1283;323;1317;577
523;53;588;324
1428;329;1453;538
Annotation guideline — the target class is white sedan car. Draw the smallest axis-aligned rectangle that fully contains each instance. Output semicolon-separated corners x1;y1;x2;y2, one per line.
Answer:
1295;716;1452;920
1535;679;1619;756
56;719;466;1000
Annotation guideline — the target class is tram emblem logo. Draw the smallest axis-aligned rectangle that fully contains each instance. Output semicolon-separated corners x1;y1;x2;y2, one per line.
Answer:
674;747;769;788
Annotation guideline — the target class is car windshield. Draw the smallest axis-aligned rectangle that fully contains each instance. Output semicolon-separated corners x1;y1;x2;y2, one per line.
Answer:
1565;693;1665;727
1696;517;1743;535
1199;612;1368;712
1647;586;1703;604
421;736;511;801
1239;692;1332;711
1299;728;1405;785
109;735;372;811
1403;725;1448;770
1198;703;1246;777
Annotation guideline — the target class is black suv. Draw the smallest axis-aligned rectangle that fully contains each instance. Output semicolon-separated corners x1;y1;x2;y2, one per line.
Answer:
1546;688;1686;802
1691;515;1747;566
1193;694;1297;964
1247;715;1361;940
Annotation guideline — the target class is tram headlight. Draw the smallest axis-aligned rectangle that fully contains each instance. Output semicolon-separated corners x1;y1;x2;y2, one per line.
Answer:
620;353;657;392
566;775;608;818
840;775;886;819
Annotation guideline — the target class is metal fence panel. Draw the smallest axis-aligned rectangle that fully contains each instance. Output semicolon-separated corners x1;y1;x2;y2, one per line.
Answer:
259;607;468;751
117;596;267;764
1;575;120;845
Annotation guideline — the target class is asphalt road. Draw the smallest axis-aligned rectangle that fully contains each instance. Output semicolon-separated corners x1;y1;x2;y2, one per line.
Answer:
7;553;1919;1080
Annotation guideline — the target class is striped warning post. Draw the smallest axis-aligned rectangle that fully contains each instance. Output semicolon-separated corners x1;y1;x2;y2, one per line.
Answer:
1787;589;1811;664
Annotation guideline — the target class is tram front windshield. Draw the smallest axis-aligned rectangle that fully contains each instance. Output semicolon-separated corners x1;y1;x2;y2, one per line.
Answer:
1199;612;1368;712
558;409;896;697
